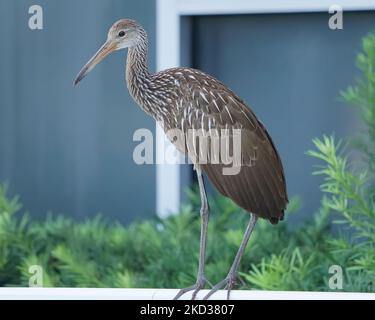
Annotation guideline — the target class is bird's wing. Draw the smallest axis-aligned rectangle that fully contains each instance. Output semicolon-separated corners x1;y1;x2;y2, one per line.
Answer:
170;69;288;223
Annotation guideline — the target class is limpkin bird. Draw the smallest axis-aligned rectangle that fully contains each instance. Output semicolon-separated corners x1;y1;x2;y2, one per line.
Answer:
74;19;288;299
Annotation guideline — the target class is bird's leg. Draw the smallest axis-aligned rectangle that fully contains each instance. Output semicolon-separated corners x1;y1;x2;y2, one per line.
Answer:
194;169;212;296
174;167;211;300
203;214;258;300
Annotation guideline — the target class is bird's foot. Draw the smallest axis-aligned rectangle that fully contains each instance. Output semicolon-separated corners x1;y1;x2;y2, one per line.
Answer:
203;272;241;300
174;275;212;300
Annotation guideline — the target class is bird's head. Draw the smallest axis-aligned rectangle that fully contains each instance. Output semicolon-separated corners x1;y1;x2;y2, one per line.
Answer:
74;19;144;86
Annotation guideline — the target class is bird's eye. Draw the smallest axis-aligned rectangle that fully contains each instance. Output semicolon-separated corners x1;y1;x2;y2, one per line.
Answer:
118;31;125;37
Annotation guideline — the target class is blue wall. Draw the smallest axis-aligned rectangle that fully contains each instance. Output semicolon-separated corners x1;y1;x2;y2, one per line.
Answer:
0;0;156;222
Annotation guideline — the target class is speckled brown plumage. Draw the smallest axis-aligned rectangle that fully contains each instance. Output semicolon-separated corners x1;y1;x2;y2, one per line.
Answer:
153;68;288;223
122;20;288;223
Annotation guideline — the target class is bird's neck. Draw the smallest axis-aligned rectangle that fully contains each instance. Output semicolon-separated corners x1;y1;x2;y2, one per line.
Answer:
126;32;156;117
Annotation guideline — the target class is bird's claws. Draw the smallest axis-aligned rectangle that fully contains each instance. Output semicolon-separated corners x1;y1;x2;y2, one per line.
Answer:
203;273;239;300
174;276;211;300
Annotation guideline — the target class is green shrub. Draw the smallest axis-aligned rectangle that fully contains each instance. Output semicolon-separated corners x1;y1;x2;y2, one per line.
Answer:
0;184;330;290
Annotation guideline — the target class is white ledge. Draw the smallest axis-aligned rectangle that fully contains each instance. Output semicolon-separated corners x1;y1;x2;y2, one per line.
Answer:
0;288;374;300
176;0;375;15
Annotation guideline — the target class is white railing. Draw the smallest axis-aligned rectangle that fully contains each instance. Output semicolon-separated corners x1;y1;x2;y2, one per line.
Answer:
0;288;374;300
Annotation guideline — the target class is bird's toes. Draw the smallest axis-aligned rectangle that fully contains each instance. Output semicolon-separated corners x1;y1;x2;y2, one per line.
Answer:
204;273;240;300
191;287;201;300
173;285;196;300
174;276;211;300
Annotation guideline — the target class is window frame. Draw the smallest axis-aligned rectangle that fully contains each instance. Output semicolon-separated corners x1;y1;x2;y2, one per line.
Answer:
155;0;375;217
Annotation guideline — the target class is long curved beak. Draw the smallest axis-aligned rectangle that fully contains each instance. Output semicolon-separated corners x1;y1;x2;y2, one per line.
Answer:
74;40;117;86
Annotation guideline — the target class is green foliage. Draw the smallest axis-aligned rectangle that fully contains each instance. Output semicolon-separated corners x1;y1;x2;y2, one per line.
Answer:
0;33;374;292
341;32;375;169
243;248;319;291
0;176;372;292
307;136;375;241
0;186;288;288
